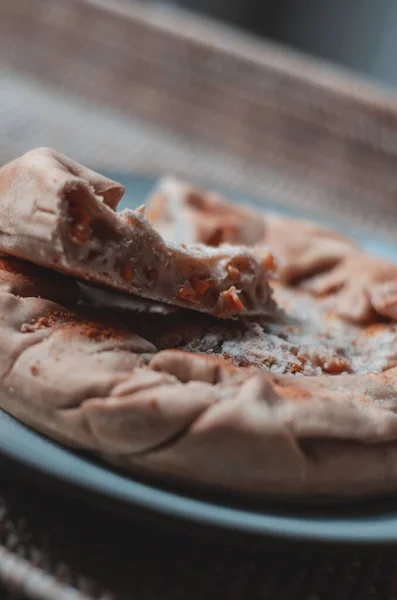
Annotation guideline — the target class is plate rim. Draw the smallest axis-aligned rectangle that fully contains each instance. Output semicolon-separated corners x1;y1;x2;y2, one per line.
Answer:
3;408;397;546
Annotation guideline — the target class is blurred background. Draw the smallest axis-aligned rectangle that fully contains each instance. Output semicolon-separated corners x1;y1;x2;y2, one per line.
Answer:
172;0;397;87
2;0;397;238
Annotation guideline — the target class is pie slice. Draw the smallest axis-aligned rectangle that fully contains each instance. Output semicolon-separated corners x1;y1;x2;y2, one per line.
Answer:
2;256;397;498
0;149;276;319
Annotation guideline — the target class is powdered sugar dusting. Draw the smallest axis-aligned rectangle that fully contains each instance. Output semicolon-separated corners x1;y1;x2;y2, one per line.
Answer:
179;284;397;376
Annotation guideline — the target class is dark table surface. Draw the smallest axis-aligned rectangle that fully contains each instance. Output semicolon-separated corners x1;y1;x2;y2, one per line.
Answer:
4;459;397;600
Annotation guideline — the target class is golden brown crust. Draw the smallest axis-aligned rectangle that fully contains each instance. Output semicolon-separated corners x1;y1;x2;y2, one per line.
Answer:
303;250;397;323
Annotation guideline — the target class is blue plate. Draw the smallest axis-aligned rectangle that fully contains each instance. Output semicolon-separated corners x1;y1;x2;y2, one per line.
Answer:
1;173;397;546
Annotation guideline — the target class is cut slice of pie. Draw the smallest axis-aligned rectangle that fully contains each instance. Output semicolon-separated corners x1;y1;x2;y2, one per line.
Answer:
0;149;276;319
